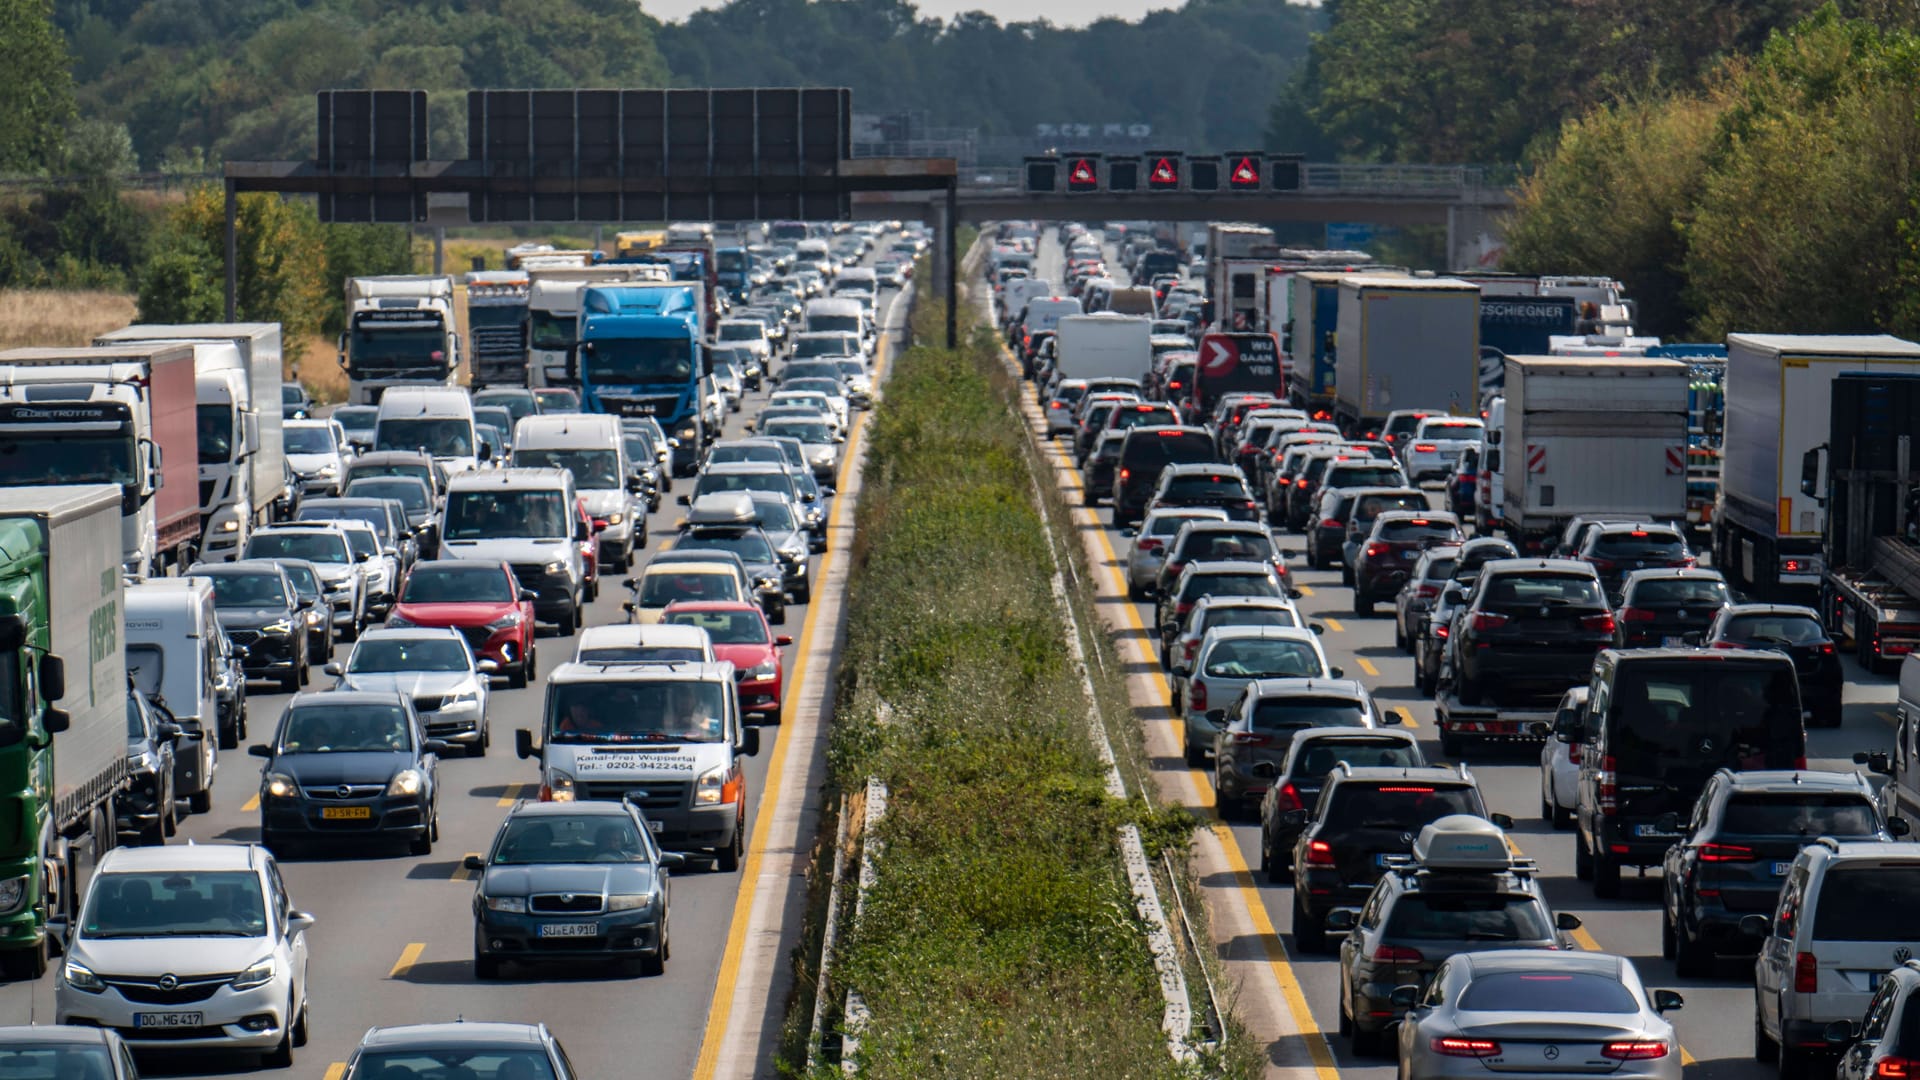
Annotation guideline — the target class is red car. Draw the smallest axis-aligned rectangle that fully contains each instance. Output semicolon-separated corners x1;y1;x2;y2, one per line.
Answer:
388;560;539;687
663;600;792;719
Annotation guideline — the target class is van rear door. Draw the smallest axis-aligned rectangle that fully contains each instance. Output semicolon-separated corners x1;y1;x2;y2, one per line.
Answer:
1808;861;1920;1007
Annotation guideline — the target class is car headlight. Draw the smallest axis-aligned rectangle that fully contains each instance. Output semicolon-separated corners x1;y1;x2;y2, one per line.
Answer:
385;613;414;628
261;620;292;636
755;577;779;591
231;957;276;991
440;690;479;709
266;772;297;799
606;512;624;526
545;771;575;802
304;609;323;626
387;769;425;797
607;893;655;912
62;959;103;993
695;764;727;805
676;425;697;443
316;463;339;477
544;560;566;576
0;874;26;915
748;660;778;680
485;895;528;914
218;518;240;533
486;611;523;630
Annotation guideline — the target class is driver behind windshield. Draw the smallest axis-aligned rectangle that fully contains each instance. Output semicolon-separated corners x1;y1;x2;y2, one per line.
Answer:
551;681;723;741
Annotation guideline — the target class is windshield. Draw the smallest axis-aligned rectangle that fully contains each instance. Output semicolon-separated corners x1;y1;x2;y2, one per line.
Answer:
1324;785;1481;831
375;418;472;458
443;490;569;541
279;703;411;753
1378;520;1461;545
1201;639;1324;678
127;646;162;699
0;431;135;486
349;462;431;490
694;472;793;500
708;446;784;467
666;609;769;645
1326;466;1405;489
807;314;861;334
196;403;233;463
1723;614;1826;645
301;508;389;544
82;870;267;939
474;392;539;424
579;645;706;663
1289;738;1419;775
280;563;320;600
786;379;843;397
762;421;832;445
514;449;620;490
719;323;762;341
547;680;727;742
1251;696;1367;730
753;500;796;531
639;570;741;606
678;532;774;564
1165;476;1249;501
0;1045;117;1078
1415;419;1484;439
347;479;430;513
349;638;470;674
534;389;580;413
334;407;378;434
195;571;287;607
350;326;448;372
282;385;303;405
403;565;514;604
1203;608;1297;633
584;338;695;384
1112;406;1177;431
1180;532;1273;562
1180;573;1280;603
247;532;347;564
529;308;574;351
1482;573;1606;610
284;426;334;455
1591;531;1688;561
492;814;648;867
1125;433;1222;467
1384;895;1551;942
794;334;860;358
1812;866;1920;941
1630;579;1728;606
1606;663;1804;769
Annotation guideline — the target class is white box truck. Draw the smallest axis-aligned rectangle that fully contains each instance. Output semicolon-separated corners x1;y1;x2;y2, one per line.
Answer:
1332;275;1481;436
1496;356;1691;550
1716;334;1920;598
1052;313;1152;382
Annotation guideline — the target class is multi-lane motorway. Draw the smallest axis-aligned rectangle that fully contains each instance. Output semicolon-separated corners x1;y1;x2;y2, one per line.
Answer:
0;278;908;1079
1020;232;1900;1080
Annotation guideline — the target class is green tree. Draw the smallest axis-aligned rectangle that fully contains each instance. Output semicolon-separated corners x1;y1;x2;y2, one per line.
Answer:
138;186;327;338
0;0;76;171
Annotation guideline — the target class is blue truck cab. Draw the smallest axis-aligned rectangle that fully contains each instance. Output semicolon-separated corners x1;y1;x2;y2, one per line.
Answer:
578;283;706;477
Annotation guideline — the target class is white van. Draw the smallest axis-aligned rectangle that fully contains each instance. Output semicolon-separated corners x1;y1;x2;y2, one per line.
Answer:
511;414;643;569
373;387;484;474
440;467;589;634
804;297;868;341
124;578;223;813
832;268;879;314
1001;279;1055;326
1053;312;1152;382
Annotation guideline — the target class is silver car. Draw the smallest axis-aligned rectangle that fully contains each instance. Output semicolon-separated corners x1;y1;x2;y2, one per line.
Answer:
1175;625;1335;766
328;627;495;756
1123;507;1228;600
1395;951;1684;1080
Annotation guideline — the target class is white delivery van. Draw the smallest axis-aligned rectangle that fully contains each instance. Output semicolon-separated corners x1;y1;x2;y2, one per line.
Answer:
1053;312;1153;382
373;387;484;474
439;468;588;634
123;577;222;813
804;297;869;343
511;414;643;570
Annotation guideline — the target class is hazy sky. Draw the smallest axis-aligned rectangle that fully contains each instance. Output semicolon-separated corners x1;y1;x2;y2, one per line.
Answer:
644;0;1182;26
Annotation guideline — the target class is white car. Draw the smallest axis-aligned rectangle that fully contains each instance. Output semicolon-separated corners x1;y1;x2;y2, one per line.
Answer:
328;627;495;756
1124;507;1230;600
56;844;313;1066
1540;685;1587;829
773;384;850;429
283;419;346;497
1400;415;1486;483
1177;624;1333;765
575;623;717;663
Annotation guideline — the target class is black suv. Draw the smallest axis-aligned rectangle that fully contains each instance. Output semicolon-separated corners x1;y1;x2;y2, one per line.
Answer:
1112;427;1216;526
1145;464;1259;523
1614;567;1731;649
1575;522;1694;600
1285;764;1503;952
187;560;312;693
1350;511;1463;616
1154;520;1290;597
1704;603;1845;727
1396;545;1461;653
1660;768;1898;976
1570;648;1807;897
1447;559;1614;708
1412;537;1518;695
1258;727;1425;880
1306;486;1425;571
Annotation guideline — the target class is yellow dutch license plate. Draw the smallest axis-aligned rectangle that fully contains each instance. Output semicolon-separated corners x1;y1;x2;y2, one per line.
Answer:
321;806;372;820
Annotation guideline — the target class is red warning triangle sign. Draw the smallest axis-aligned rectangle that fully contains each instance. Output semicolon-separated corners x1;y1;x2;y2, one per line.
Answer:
1070;159;1095;183
1232;157;1258;183
1151;158;1175;182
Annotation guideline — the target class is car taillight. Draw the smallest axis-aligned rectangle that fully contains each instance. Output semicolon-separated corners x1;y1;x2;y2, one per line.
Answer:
1183;639;1200;662
1620;607;1656;623
1567;741;1580;764
1365;542;1390;559
1416;583;1439;598
1878;1058;1917;1079
1431;1037;1501;1058
1471;612;1509;631
1598;754;1617;815
1435;625;1449;639
1137;538;1164;552
1712;640;1743;650
1586;557;1616;571
1189;680;1207;712
1120;469;1131;481
1230;731;1271;746
1794;951;1818;993
1049;401;1065;409
1413;443;1437;453
1296;478;1309;488
1698;843;1755;862
1581;613;1617;633
1601;1042;1670;1061
1275;783;1303;812
1165;561;1185;578
1321;518;1344;528
1372;945;1424;964
1305;839;1335;866
1168;381;1182;390
1819;642;1836;655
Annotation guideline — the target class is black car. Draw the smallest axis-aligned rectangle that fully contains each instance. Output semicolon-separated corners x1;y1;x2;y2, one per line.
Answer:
1660;769;1896;975
1614;567;1730;649
1145;464;1259;523
1448;559;1615;708
1395;545;1461;653
1111;427;1216;526
1703;604;1845;727
1085;431;1126;505
250;690;447;856
1575;522;1693;600
1350;511;1463;616
466;800;683;978
115;687;181;845
1258;728;1425;881
187;560;310;693
1307;486;1425;571
1286;764;1502;952
1570;649;1806;897
345;1021;579;1079
1411;538;1518;695
273;558;335;665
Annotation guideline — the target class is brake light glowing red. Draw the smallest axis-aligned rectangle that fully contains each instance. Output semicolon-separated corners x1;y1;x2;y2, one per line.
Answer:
1321;518;1343;529
1601;1042;1670;1060
1698;843;1755;863
1630;529;1649;537
1621;607;1656;623
1136;538;1163;552
1275;782;1303;812
1598;754;1617;815
1188;680;1207;711
1305;839;1335;865
1372;945;1424;964
1413;443;1437;453
1365;542;1390;559
1877;1058;1916;1079
1431;1038;1501;1058
1794;951;1818;993
1296;478;1309;488
1375;786;1435;793
1581;613;1617;633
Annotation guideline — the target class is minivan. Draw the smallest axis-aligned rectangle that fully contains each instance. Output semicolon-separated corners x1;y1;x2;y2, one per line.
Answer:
123;578;221;814
439;468;590;634
373;387;485;475
803;298;867;341
1569;649;1805;897
511;414;644;570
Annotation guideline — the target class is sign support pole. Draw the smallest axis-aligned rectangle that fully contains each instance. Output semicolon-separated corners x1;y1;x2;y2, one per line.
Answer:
945;176;958;349
223;178;238;322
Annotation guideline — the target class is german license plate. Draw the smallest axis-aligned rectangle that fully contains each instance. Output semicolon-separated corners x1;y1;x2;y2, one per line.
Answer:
646;819;663;833
135;1012;202;1028
1773;861;1791;876
1634;824;1679;838
1662;636;1686;646
320;806;371;820
537;922;597;938
1374;853;1394;867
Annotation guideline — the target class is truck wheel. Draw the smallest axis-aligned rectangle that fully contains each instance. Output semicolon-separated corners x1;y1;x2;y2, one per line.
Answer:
189;790;212;815
716;814;744;873
1592;851;1622;898
557;604;576;637
1574;833;1594;881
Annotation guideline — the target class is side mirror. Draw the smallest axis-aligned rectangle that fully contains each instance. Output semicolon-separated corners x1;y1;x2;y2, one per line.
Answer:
1652;989;1684;1014
1555;724;1585;745
677;494;692;506
1288;589;1305;600
1825;1019;1859;1046
1328;666;1345;679
425;739;453;755
248;744;273;758
1170;663;1190;678
514;728;536;760
1740;913;1772;938
38;654;65;702
1382;710;1402;726
1309;623;1325;635
1279;809;1309;828
357;552;372;563
41;709;69;735
1556;912;1584;931
1387;985;1421;1010
776;635;793;647
477;659;500;674
462;854;486;871
324;662;343;676
45;915;69;942
659;852;687;869
1801;444;1827;502
1892;817;1913;837
520;589;537;602
1324;908;1358;932
477;442;493;463
1856;750;1894;776
740;728;761;756
1205;709;1226;725
1528;721;1552;738
1681;631;1702;647
622;602;637;615
286;911;316;936
802;492;817;503
155;722;183;741
1251;761;1278;779
1119;527;1137;538
1489;812;1514;829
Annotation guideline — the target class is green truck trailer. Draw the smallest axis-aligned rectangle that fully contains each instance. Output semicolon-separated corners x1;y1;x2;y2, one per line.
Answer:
0;485;128;979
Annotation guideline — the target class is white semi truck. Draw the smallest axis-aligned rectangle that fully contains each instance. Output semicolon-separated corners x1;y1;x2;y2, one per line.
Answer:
340;276;460;405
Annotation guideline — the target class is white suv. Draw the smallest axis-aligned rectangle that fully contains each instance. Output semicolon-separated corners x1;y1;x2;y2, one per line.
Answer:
1751;839;1920;1076
55;843;313;1066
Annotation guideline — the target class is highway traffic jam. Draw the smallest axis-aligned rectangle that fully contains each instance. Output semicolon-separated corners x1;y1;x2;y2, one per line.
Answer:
992;219;1920;1080
0;221;921;1076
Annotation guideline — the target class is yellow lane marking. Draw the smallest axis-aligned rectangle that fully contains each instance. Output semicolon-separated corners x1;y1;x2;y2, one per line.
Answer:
388;942;424;979
496;782;526;808
690;308;895;1080
1355;656;1379;677
241;794;259;813
1323;617;1345;633
1392;706;1418;730
452;853;481;882
1879;710;1899;727
323;1064;346;1080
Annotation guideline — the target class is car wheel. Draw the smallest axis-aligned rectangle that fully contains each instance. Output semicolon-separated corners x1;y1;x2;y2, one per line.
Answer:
793;584;812;605
1263;832;1289;885
1573;832;1594;881
471;724;490;758
1660;906;1677;959
0;935;48;981
262;1003;295;1068
1674;916;1712;977
508;656;529;690
163;800;177;838
409;829;433;857
1341;564;1354;588
1755;1012;1780;1063
557;604;576;636
1816;703;1843;728
1291;890;1326;954
474;953;502;981
138;815;164;846
1414;656;1435;696
1439;731;1463;759
1394;618;1407;651
1183;742;1205;768
1353;593;1373;617
1351;1019;1386;1058
770;604;787;626
639;948;666;977
279;669;299;694
716;808;745;872
1592;850;1622;899
1127;582;1146;602
292;999;310;1047
1550;798;1572;831
1779;1046;1808;1080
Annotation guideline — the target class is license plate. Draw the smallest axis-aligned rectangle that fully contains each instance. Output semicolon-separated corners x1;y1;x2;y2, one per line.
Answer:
646;819;663;833
1374;853;1394;867
320;806;371;820
135;1012;203;1029
1773;861;1791;876
1633;824;1679;838
1662;636;1686;646
537;922;597;938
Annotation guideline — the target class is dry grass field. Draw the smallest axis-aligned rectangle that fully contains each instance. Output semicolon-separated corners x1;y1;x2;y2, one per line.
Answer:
0;289;138;349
